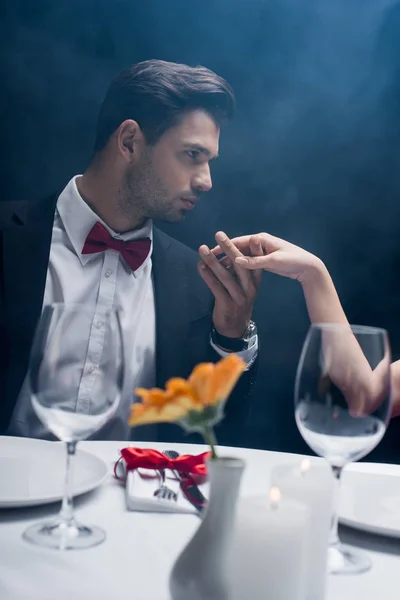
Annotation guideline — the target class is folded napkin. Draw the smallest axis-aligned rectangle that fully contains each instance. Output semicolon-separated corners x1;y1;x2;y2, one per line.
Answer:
114;448;210;514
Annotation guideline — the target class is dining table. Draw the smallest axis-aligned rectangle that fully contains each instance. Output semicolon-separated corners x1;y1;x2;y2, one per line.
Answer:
0;440;399;600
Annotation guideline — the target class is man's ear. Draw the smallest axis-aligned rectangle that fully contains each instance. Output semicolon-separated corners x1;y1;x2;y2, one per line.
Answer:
116;119;145;163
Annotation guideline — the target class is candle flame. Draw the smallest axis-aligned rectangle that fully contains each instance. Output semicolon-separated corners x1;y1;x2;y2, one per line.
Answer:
300;458;311;474
269;486;281;507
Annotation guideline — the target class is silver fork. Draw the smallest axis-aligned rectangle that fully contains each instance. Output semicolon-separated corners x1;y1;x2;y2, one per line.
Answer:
153;469;178;502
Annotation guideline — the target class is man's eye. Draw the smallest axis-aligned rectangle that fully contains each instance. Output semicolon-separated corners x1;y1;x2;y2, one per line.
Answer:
187;150;200;160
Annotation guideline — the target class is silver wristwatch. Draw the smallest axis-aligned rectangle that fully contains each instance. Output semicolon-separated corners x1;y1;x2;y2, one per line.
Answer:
211;320;257;352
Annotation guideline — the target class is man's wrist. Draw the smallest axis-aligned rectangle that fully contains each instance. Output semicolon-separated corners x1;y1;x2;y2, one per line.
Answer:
210;333;258;370
211;321;257;352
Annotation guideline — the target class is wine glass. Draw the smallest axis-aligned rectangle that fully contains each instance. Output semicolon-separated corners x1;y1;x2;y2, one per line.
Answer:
295;323;391;575
23;303;124;550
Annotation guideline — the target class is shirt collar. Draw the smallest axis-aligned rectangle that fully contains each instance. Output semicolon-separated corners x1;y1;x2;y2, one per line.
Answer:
56;176;153;275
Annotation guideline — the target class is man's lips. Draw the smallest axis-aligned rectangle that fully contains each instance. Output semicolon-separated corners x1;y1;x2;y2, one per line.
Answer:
181;197;199;210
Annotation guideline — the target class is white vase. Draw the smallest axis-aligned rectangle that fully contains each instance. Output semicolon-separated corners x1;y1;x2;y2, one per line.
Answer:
169;456;245;600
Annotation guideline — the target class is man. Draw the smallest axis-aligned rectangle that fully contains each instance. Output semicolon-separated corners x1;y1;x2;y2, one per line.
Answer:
0;60;260;444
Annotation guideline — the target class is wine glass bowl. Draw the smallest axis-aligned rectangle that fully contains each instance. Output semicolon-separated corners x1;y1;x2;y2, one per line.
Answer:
23;303;124;550
295;323;391;574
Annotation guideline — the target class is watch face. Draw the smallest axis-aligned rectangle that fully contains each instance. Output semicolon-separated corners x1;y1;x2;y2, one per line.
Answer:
245;321;257;339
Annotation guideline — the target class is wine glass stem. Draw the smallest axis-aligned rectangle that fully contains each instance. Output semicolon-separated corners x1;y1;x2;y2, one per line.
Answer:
60;441;77;525
329;464;343;546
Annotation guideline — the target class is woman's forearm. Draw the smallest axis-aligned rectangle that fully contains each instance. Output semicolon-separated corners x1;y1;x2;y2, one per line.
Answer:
300;260;384;415
300;259;349;326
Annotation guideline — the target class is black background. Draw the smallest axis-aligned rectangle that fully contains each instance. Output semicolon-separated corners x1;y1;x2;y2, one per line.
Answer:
2;0;400;460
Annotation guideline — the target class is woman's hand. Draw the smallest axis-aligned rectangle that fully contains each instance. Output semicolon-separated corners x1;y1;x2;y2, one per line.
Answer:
211;232;324;284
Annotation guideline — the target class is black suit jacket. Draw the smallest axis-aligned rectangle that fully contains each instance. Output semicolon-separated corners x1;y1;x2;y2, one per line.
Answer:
0;194;256;446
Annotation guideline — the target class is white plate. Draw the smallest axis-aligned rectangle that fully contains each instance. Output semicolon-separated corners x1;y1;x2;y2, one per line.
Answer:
339;462;400;538
0;436;109;508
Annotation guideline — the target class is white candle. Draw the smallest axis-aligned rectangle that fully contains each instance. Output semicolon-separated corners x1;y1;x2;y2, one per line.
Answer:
270;459;334;600
230;488;310;600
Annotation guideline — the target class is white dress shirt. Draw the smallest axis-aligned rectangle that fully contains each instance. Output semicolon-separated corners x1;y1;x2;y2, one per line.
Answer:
8;176;257;441
9;176;155;440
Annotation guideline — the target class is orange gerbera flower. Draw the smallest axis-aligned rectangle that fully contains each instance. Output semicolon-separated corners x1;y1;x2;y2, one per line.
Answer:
128;354;246;428
189;355;247;406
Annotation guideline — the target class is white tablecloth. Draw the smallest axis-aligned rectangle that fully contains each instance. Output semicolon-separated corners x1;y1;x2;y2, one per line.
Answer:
0;441;399;600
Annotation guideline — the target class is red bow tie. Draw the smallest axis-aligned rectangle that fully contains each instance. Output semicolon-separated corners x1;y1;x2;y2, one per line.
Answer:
82;222;151;271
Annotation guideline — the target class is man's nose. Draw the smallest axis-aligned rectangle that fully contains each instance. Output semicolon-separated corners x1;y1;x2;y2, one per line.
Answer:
192;165;212;193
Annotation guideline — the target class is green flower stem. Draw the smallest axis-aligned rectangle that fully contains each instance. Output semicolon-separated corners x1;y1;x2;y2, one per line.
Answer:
203;425;218;459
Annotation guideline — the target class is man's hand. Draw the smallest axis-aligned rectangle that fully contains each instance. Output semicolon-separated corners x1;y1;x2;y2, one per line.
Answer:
198;231;262;338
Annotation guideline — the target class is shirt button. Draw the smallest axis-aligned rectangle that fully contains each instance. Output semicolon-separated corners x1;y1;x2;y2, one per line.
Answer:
87;365;95;374
105;269;113;278
96;321;103;329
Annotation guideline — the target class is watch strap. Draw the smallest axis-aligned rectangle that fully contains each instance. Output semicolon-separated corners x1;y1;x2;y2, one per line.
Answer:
211;328;248;352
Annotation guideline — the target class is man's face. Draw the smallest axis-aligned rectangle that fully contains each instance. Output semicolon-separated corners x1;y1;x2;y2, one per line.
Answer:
122;109;220;223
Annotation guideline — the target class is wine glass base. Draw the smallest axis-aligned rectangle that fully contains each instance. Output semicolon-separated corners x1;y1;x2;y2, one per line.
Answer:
23;518;106;550
328;542;371;575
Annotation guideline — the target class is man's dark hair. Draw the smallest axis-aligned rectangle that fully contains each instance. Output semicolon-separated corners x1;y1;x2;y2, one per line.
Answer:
94;59;236;152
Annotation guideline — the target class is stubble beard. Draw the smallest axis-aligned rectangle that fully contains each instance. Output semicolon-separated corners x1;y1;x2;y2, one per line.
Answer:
118;154;184;224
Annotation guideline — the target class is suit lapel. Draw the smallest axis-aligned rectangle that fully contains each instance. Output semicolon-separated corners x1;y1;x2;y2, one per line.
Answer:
152;228;191;387
3;195;57;416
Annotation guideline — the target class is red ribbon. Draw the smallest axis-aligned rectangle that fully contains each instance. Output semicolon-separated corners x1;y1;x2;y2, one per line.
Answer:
114;447;211;480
